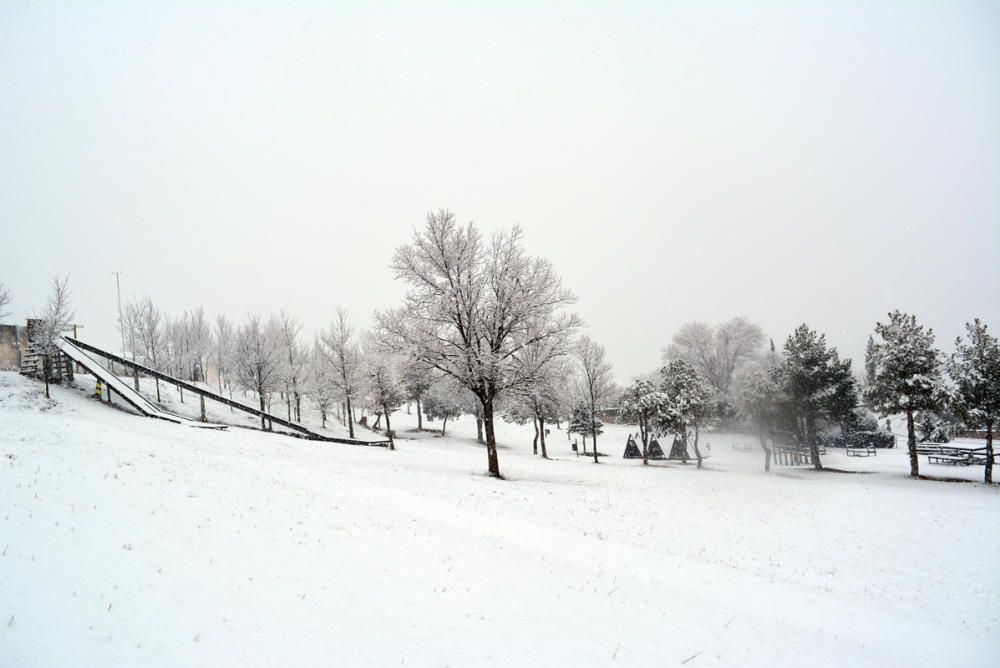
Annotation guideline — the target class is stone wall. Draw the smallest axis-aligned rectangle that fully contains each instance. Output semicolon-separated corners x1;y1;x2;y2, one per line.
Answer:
0;324;25;371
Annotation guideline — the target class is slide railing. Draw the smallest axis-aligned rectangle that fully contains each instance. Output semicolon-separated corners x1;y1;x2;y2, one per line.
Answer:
62;336;389;447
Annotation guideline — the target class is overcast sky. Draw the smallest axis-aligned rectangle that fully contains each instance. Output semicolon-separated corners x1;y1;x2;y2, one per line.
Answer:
2;1;998;381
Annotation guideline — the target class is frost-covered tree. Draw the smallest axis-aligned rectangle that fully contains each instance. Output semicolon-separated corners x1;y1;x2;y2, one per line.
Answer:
618;379;670;465
568;402;604;454
276;311;307;422
659;359;716;469
662;317;764;411
401;359;434;430
213;314;234;397
779;324;857;470
32;276;74;399
732;355;783;472
308;341;337;429
318;307;363;439
129;297;166;400
507;338;572;458
0;282;11;321
575;336;615;464
377;210;580;478
865;311;948;478
422;378;468;436
189;306;212;383
233;314;282;430
363;343;405;450
948;319;1000;483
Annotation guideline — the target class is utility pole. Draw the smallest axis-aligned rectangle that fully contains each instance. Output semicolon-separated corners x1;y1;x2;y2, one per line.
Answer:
113;272;124;374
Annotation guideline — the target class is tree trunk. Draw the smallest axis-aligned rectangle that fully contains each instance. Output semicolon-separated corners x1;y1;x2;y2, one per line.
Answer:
641;420;649;465
984;420;993;484
384;404;394;450
179;385;184;403
321;409;327;428
346;395;355;439
133;365;139;392
692;425;703;469
295;394;301;422
482;397;501;478
906;408;919;478
43;354;50;399
532;418;539;455
155;377;161;403
259;394;267;430
286;394;292;421
591;413;599;464
416;395;423;430
441;414;448;436
476;416;484;444
539;416;548;459
760;422;771;473
807;414;822;470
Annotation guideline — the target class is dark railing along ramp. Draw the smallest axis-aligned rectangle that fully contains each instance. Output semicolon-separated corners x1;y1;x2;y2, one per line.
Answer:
61;336;389;447
55;337;225;430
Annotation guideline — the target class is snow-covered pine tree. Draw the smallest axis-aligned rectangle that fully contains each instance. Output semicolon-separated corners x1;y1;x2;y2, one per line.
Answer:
948;319;1000;483
865;311;948;478
567;403;603;454
780;324;857;470
659;359;716;468
618;379;670;465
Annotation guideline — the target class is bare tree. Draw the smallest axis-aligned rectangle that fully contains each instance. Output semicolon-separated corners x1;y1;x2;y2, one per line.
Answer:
362;341;405;450
318;307;363;439
233;314;282;430
378;210;580;478
276;310;307;422
33;276;74;399
0;283;11;321
133;297;166;402
213;314;234;397
576;335;615;464
308;341;337;429
663;317;764;405
189;306;212;383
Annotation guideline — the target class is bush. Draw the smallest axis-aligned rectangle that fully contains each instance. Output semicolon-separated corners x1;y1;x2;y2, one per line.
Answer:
824;430;895;449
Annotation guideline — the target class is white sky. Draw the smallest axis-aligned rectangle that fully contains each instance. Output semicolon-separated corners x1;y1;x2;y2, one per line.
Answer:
2;1;998;381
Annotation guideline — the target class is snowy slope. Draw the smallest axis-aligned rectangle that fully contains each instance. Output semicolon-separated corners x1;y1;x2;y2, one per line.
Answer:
1;371;997;667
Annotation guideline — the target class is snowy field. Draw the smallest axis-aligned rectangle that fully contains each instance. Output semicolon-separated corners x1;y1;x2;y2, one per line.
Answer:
1;370;998;667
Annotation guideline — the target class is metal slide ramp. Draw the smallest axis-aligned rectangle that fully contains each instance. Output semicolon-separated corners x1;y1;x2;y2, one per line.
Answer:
61;336;389;447
56;337;227;430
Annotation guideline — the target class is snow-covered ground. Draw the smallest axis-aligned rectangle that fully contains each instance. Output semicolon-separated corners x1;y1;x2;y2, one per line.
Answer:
1;370;997;667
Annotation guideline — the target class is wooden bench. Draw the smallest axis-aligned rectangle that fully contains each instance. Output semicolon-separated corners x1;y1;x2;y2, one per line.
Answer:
732;443;752;452
927;453;973;466
846;445;876;457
